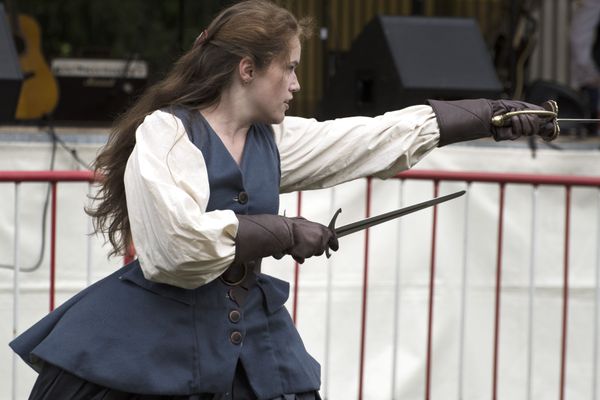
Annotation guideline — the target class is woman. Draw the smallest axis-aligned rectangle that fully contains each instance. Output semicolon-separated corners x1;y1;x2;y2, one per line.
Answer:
10;1;557;399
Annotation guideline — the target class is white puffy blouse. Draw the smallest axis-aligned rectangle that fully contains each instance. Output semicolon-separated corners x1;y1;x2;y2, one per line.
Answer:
123;105;440;289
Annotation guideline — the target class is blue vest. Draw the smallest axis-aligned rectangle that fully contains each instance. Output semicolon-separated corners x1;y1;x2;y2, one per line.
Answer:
10;108;321;399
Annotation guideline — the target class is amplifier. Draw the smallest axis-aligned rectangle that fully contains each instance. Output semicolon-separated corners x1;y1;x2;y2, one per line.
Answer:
50;58;148;125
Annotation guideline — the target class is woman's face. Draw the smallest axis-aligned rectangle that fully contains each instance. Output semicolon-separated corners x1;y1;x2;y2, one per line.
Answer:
249;36;301;124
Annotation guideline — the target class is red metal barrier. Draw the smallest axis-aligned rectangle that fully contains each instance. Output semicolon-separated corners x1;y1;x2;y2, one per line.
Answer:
287;170;600;400
359;170;599;400
358;178;373;399
492;184;505;400
4;169;600;399
390;170;597;400
560;188;571;400
280;170;600;400
0;170;96;183
425;181;440;400
1;171;95;311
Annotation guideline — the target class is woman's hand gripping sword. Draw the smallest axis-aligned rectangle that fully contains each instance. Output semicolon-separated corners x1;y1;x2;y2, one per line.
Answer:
491;99;600;138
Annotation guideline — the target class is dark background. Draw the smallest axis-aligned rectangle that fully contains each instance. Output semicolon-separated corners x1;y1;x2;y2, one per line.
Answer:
3;0;232;81
4;0;584;130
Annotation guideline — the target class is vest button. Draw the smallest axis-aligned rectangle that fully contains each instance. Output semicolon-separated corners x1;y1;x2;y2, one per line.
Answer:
230;331;243;345
236;191;249;204
229;310;241;323
227;289;236;303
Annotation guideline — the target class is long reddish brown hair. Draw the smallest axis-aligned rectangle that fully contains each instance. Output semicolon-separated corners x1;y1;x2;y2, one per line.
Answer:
88;0;312;257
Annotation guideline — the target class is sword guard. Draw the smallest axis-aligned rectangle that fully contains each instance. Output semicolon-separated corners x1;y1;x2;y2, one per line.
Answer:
326;208;342;258
542;100;560;141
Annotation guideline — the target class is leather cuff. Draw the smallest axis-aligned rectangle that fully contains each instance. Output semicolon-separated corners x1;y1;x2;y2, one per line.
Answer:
233;214;293;265
428;99;493;147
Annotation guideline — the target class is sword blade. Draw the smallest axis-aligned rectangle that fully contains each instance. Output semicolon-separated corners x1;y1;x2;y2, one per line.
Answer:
334;190;466;238
557;118;600;123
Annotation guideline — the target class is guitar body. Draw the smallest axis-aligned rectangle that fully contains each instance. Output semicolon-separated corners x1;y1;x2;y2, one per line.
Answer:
14;14;59;120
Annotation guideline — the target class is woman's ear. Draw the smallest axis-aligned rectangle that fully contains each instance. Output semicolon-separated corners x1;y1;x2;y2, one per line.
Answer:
239;57;255;85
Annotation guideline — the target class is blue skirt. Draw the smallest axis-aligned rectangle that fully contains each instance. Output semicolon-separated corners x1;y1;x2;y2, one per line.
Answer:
29;362;320;400
11;261;321;399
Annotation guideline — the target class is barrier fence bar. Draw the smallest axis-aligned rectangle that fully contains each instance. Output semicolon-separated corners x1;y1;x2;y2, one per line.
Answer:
560;187;572;400
390;180;405;399
526;186;539;400
457;184;471;400
11;183;20;400
425;181;440;400
323;189;336;400
397;169;600;186
0;170;96;182
492;184;506;400
357;177;372;400
50;183;57;312
594;189;600;400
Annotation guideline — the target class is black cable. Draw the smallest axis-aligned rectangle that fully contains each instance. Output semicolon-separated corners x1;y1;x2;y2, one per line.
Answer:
45;123;91;170
0;123;56;272
0;118;91;272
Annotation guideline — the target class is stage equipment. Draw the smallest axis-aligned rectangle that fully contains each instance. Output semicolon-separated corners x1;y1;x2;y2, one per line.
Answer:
50;58;148;125
0;3;23;123
319;16;503;119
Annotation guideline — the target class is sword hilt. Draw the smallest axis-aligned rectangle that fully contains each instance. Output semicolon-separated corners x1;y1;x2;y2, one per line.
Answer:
325;208;342;258
491;109;557;127
491;100;560;141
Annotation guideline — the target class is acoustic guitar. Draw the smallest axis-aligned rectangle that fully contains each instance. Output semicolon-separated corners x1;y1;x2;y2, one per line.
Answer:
5;0;59;120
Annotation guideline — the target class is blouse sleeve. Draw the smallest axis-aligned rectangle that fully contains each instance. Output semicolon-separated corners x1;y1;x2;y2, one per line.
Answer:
272;105;440;193
124;110;239;289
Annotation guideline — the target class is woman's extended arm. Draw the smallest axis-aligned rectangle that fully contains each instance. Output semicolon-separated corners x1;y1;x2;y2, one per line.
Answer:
273;105;440;193
274;99;557;193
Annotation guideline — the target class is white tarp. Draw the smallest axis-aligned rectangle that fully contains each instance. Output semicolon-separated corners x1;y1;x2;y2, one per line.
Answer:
1;133;600;399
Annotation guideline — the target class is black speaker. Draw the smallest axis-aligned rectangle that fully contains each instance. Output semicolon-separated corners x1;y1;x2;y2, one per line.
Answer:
0;3;23;123
319;16;503;119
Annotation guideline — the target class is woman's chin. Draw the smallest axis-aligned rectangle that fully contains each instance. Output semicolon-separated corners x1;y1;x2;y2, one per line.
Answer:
267;113;286;124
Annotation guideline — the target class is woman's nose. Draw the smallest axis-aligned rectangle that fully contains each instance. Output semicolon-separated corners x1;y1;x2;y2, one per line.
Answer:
290;76;300;92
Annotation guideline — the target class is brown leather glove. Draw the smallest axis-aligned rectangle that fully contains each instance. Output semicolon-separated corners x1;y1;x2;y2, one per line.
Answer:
234;214;339;265
428;98;559;146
